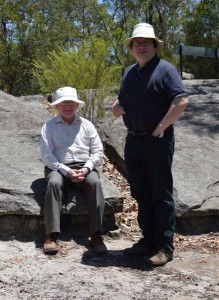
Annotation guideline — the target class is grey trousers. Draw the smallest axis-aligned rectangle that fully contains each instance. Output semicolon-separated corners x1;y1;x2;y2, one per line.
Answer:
44;168;105;236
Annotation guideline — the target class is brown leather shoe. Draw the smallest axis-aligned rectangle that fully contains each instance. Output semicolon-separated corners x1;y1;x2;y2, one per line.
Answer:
43;233;58;253
90;232;108;255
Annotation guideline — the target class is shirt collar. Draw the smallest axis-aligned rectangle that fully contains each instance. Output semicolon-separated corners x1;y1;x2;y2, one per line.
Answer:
136;54;160;71
55;113;81;125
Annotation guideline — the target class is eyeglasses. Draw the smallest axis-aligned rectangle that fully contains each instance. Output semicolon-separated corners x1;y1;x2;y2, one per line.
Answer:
132;40;153;48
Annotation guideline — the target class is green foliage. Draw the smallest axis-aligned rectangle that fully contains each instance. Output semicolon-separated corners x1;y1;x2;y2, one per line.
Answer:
0;0;103;95
33;37;122;122
102;0;193;66
0;0;218;96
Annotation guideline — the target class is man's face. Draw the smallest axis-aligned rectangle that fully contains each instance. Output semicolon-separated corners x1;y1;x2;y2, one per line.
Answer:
56;100;79;123
131;38;157;66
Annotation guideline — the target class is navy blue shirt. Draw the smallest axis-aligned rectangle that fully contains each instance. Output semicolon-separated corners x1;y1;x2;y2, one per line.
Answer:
118;54;187;132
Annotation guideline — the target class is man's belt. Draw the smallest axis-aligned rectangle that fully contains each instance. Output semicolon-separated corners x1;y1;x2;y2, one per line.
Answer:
127;125;173;136
65;161;86;169
127;130;150;136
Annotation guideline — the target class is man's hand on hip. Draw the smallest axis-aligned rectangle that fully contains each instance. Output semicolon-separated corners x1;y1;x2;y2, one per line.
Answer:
112;100;126;117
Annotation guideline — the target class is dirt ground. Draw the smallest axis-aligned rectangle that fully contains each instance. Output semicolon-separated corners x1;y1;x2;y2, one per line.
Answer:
0;157;218;299
0;231;218;300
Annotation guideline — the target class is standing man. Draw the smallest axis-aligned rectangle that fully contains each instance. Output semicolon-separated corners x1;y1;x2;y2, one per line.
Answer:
112;23;188;266
41;86;107;255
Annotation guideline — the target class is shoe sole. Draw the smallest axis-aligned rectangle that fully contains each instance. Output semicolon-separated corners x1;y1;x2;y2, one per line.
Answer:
43;246;58;253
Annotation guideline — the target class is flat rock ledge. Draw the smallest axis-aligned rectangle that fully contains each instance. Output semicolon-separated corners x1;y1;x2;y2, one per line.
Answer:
0;171;123;237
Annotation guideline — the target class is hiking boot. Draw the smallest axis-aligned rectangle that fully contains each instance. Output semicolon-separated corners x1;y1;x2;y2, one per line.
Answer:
147;251;173;267
123;241;153;256
43;233;58;254
90;232;108;255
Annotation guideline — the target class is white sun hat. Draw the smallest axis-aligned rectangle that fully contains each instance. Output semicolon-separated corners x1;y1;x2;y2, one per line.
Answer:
124;23;164;51
50;87;85;108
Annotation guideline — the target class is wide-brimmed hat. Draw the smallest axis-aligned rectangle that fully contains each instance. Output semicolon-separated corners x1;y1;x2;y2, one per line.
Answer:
50;87;85;108
124;23;164;51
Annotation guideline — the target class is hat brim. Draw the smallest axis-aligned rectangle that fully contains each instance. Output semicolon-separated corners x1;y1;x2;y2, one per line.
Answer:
124;36;164;52
50;97;85;109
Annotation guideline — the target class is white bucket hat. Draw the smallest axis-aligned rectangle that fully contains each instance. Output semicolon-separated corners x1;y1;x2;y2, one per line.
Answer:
50;87;85;108
124;23;164;51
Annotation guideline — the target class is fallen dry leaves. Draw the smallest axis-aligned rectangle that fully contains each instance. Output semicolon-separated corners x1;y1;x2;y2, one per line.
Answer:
101;155;219;254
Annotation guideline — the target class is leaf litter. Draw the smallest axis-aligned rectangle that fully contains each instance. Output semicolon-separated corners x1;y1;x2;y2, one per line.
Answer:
101;155;219;254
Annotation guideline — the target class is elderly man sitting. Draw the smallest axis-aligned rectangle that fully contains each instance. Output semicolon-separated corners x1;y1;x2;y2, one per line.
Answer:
40;86;107;255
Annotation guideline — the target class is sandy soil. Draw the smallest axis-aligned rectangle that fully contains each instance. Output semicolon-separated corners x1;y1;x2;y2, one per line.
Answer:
0;232;218;300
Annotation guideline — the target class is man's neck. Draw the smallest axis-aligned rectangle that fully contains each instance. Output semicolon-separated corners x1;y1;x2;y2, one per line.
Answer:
61;114;76;125
138;53;156;68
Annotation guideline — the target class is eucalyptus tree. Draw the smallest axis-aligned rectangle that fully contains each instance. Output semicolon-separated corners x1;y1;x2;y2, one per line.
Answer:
0;0;216;95
100;0;195;67
0;0;106;95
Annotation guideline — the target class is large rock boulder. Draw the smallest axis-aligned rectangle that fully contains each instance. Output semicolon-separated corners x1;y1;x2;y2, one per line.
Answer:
1;79;218;236
0;92;122;236
99;80;219;234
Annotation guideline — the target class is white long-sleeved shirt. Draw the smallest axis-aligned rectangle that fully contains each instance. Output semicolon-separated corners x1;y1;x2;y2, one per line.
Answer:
40;114;103;176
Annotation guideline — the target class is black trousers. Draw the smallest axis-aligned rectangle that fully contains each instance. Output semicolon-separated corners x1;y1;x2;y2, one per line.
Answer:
124;128;175;253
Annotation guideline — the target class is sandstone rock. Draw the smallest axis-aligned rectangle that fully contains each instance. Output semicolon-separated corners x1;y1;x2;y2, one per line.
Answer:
182;71;194;80
1;79;218;235
0;91;123;235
